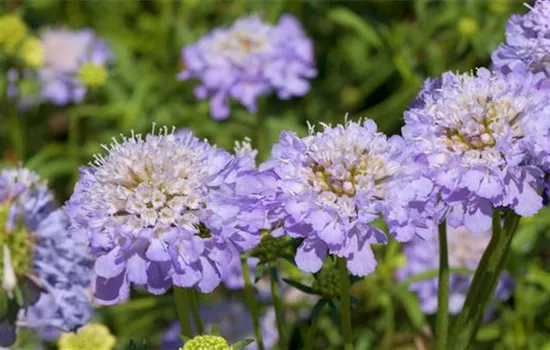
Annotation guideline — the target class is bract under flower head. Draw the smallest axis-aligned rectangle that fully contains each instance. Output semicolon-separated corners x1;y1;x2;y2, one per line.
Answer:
492;0;550;76
403;68;547;231
261;118;435;276
0;167;92;343
66;126;269;304
178;14;316;120
396;225;514;314
38;28;112;105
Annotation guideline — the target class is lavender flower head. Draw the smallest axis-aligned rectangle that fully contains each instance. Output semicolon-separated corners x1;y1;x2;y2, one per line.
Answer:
261;119;435;277
38;28;111;105
492;0;550;76
403;68;547;232
178;14;316;120
396;225;513;314
66;126;269;305
0;167;92;345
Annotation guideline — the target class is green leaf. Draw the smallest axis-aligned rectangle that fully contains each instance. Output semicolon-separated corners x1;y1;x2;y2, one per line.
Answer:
309;299;327;321
232;339;255;350
327;7;382;48
282;278;315;295
392;287;426;330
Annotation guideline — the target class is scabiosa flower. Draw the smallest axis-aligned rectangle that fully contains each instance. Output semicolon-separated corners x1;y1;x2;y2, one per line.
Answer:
38;28;111;105
492;0;550;76
260;119;435;277
0;167;93;345
66;126;269;304
396;225;514;314
178;14;316;120
403;68;547;232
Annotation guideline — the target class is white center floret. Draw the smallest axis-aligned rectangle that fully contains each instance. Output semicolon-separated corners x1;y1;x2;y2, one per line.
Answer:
89;127;210;234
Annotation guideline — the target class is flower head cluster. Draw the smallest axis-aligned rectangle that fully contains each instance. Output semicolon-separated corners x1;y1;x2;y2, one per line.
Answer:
38;28;111;105
261;119;435;276
58;323;116;350
66;126;270;304
178;14;316;120
0;167;93;344
396;226;514;314
403;68;548;231
492;0;550;76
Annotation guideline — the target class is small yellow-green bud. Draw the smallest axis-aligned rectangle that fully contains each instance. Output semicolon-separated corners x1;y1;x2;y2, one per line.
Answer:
457;17;479;37
0;14;27;53
58;323;116;350
19;37;44;68
181;335;232;350
78;63;108;87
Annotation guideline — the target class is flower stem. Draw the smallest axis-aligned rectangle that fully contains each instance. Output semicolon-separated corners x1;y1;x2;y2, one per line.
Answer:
7;101;25;161
305;314;320;350
449;210;520;349
173;286;192;338
338;257;353;350
241;257;264;350
188;289;204;334
269;264;286;348
436;220;449;350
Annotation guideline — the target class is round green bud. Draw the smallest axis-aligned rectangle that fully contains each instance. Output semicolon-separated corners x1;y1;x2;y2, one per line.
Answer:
250;233;293;263
312;265;341;300
457;17;479;37
58;323;116;350
0;14;27;53
0;202;35;279
78;63;108;87
181;335;232;350
19;37;44;68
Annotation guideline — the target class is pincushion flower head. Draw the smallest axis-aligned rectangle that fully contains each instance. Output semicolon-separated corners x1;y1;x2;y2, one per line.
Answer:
38;28;111;105
403;68;547;232
396;225;513;314
260;119;436;277
492;0;550;76
66;126;269;305
0;167;93;346
178;14;316;120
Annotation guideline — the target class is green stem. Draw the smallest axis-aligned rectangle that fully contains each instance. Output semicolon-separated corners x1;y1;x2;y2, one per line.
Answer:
188;289;204;334
436;220;449;350
269;264;286;348
450;210;521;350
173;286;192;338
338;257;353;350
69;115;80;184
7;101;25;161
305;314;320;350
241;257;264;350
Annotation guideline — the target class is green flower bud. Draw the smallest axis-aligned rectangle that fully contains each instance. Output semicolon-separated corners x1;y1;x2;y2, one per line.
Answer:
58;323;116;350
19;37;44;68
181;335;232;350
78;63;108;87
0;14;27;53
457;17;479;37
312;265;340;300
0;203;34;280
249;231;293;263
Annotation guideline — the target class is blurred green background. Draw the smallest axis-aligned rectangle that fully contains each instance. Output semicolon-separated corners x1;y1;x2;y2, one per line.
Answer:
5;1;550;350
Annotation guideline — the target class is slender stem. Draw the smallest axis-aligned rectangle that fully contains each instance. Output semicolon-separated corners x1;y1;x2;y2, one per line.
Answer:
69;115;80;184
7;101;25;161
304;314;320;350
269;264;286;348
188;289;204;334
338;257;353;350
450;210;521;350
241;257;264;350
436;220;449;350
173;286;192;338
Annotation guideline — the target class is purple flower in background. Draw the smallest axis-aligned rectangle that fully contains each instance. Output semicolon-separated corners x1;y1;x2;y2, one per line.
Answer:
492;0;550;76
178;14;316;120
161;302;278;350
0;167;93;345
38;28;111;105
396;225;514;314
66;126;270;304
403;68;547;232
261;119;436;277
